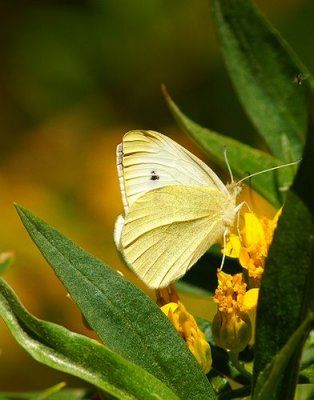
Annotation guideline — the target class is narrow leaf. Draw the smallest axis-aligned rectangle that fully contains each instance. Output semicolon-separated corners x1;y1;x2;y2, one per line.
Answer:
16;205;215;400
253;313;314;400
0;251;15;275
176;281;212;297
164;89;294;207
0;388;90;400
0;278;179;400
299;365;314;384
253;125;314;398
30;382;65;400
212;0;310;161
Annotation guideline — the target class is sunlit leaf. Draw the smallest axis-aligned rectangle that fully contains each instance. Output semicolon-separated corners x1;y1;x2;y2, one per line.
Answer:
16;205;215;400
299;364;314;384
253;125;314;398
0;251;15;275
0;278;179;400
0;387;91;400
29;382;65;400
212;0;310;161
253;314;313;400
164;88;295;207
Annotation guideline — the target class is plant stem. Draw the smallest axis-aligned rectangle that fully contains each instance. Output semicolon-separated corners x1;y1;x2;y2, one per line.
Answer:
229;351;252;381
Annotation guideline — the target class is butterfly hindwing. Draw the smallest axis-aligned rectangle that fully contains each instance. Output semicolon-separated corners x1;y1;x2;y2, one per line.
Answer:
121;185;236;288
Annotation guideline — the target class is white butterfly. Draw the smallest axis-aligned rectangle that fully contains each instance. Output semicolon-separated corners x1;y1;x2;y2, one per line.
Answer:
114;130;243;289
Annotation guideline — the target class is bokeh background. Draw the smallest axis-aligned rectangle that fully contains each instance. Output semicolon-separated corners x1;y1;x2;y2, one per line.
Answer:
0;0;313;391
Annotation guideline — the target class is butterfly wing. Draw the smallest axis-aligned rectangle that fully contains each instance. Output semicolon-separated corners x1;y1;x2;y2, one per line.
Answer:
117;130;228;212
121;185;236;288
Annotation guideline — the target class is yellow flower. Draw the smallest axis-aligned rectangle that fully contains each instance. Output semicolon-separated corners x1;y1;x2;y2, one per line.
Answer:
243;288;259;312
224;209;282;285
243;288;259;345
212;271;252;352
224;234;241;259
161;301;212;374
213;271;247;314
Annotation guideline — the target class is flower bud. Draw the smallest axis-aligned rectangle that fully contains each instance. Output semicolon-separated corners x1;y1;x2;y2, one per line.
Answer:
212;310;252;352
161;302;212;373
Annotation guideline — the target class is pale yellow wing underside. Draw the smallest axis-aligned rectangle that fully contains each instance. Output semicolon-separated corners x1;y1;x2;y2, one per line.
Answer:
121;185;236;288
117;130;228;212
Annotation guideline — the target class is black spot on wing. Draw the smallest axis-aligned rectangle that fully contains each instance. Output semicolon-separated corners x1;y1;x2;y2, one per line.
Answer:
150;170;160;181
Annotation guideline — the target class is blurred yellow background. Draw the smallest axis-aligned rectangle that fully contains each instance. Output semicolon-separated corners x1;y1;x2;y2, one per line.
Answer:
0;0;313;391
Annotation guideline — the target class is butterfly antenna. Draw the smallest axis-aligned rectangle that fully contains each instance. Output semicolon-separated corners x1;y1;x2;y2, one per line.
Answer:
237;159;301;184
224;145;234;184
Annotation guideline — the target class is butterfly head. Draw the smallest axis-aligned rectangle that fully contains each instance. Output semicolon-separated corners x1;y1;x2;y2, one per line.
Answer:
226;181;242;198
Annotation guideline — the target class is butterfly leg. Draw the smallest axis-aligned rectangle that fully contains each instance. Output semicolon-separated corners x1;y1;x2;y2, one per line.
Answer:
234;201;252;241
219;228;229;271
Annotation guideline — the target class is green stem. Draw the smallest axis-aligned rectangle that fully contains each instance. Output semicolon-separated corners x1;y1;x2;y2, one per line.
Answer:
229;351;252;381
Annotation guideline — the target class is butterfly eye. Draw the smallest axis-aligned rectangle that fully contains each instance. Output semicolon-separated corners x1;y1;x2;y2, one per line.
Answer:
150;170;160;181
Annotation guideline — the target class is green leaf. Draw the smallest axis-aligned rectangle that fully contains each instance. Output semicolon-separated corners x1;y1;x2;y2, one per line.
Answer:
0;251;15;275
163;88;294;207
0;387;91;400
36;388;91;400
176;281;212;297
29;382;65;400
253;124;314;398
0;278;179;400
299;364;314;384
196;317;214;345
296;384;314;400
15;205;215;400
253;313;314;400
212;0;310;161
207;371;231;396
300;331;314;372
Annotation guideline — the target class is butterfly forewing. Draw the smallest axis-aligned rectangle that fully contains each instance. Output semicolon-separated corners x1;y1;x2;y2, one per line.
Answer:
121;185;237;288
117;130;228;212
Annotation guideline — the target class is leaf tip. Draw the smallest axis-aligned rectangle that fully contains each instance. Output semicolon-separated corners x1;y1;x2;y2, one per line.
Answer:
14;203;28;219
161;83;169;99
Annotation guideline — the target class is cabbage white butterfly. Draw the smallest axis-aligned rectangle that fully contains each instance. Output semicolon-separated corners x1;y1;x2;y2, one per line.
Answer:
115;130;298;288
115;130;242;288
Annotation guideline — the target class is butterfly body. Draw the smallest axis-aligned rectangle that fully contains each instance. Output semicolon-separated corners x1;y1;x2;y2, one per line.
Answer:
115;130;240;288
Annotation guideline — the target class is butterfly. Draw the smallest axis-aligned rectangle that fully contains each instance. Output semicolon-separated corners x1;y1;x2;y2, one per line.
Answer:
114;130;244;289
